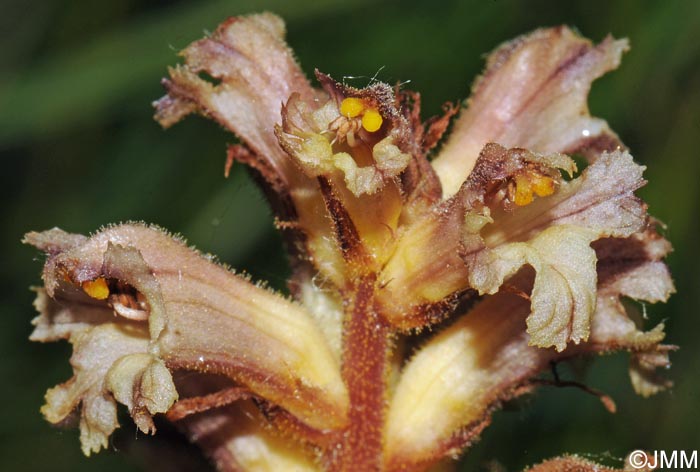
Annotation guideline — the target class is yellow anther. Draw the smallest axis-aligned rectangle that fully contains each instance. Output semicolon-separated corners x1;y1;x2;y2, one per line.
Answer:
531;174;556;197
340;97;365;118
361;108;383;132
82;277;110;300
513;175;534;206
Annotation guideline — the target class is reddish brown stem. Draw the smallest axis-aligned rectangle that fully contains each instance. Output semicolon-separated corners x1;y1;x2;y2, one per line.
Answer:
328;275;390;471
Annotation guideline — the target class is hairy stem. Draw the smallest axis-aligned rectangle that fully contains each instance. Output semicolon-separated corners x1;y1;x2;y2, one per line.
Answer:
329;275;389;471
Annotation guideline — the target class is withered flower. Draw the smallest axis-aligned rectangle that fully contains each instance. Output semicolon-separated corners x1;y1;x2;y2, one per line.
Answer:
25;13;674;472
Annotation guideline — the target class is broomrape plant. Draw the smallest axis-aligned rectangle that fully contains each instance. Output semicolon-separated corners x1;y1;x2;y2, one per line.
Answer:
25;13;675;472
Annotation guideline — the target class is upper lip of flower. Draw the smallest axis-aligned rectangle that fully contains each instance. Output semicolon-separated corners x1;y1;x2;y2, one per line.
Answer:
26;12;675;472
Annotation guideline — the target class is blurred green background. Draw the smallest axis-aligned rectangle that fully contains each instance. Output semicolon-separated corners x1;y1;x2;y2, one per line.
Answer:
1;0;698;470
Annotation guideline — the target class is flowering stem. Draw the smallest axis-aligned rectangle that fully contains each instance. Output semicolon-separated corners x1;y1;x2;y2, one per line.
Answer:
330;274;389;471
25;14;676;471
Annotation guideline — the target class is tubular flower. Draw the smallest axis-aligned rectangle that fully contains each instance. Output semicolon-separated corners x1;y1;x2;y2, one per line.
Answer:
26;13;674;472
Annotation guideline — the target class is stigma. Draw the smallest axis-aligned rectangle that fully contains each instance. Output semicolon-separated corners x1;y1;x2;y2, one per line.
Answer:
339;97;383;133
512;173;557;206
82;277;110;300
